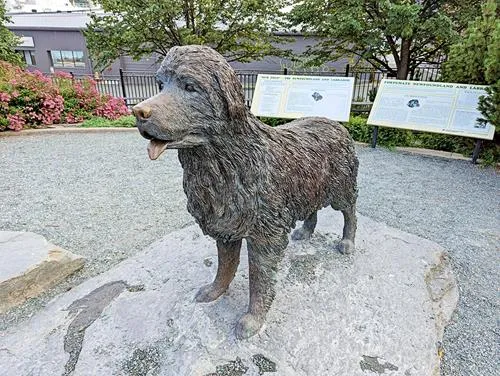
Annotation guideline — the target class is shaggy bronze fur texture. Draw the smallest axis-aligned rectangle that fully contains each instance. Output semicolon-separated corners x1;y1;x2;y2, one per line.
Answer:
133;45;358;339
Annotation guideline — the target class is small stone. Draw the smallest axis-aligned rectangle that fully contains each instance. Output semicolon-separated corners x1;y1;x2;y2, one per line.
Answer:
204;258;213;267
126;284;145;292
251;354;277;374
214;357;248;376
360;355;398;374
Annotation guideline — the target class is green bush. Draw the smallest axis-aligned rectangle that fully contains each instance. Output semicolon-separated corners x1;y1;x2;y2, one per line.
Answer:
440;0;499;164
442;0;499;130
258;117;291;127
343;115;372;143
344;115;414;148
80;115;136;128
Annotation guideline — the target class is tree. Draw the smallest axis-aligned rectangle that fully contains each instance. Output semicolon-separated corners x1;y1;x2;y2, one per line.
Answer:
443;0;499;129
288;0;483;79
85;0;290;71
0;0;23;66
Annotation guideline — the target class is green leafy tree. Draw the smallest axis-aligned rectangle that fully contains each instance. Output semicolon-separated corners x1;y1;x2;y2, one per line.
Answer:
443;0;499;130
288;0;482;79
0;0;23;66
85;0;290;70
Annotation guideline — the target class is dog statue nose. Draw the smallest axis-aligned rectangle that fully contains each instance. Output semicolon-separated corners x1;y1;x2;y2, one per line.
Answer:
132;105;152;120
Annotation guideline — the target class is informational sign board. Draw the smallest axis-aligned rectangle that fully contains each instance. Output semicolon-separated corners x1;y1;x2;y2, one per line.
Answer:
368;79;494;140
250;74;355;122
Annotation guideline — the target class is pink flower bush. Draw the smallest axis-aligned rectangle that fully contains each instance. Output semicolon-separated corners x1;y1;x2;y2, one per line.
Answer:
95;96;129;120
6;114;25;131
54;71;73;79
0;92;11;102
55;72;130;123
65;112;85;123
0;61;130;131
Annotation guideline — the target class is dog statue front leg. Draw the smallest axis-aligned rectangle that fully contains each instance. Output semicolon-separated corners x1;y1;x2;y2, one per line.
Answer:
195;239;242;302
235;236;286;339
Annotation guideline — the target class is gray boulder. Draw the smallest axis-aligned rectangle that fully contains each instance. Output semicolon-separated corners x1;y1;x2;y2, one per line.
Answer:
0;209;457;375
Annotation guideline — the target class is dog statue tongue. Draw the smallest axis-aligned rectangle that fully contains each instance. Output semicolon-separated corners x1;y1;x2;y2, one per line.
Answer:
147;139;169;160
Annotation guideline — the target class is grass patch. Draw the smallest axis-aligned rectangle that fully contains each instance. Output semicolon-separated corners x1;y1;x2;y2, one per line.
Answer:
80;115;136;128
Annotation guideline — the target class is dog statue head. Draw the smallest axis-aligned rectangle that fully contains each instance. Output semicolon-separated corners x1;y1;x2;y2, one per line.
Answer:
132;45;247;160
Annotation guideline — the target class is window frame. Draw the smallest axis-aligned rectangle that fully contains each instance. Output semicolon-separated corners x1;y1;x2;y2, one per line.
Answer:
49;50;85;68
17;49;37;66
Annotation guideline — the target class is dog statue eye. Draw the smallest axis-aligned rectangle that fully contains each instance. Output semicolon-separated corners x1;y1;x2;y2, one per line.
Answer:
185;83;196;92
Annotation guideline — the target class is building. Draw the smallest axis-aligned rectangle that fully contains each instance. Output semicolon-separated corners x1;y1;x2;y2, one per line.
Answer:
8;12;98;75
6;11;350;77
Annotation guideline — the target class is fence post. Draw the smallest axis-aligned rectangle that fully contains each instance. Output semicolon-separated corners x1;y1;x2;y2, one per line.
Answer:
471;139;482;164
119;68;127;106
345;64;350;77
371;126;379;148
283;68;288;75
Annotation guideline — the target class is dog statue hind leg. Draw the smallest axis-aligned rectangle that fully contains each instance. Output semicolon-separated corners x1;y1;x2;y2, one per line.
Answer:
291;211;318;241
338;203;357;255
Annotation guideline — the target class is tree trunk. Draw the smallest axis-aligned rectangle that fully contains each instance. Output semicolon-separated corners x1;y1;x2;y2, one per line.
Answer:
183;0;190;29
397;39;412;80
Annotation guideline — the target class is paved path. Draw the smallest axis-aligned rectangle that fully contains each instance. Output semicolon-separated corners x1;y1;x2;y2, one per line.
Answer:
0;132;498;375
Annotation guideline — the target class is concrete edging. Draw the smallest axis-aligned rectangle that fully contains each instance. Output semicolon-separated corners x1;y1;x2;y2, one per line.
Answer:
355;142;474;162
0;127;137;137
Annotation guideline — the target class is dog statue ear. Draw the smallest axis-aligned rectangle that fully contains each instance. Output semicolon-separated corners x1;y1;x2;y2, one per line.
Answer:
214;71;247;123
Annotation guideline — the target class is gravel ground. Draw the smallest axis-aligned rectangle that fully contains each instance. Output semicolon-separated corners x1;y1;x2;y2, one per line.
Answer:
0;131;498;375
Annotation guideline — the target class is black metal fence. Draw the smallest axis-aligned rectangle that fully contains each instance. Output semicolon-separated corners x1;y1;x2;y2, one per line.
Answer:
61;65;441;108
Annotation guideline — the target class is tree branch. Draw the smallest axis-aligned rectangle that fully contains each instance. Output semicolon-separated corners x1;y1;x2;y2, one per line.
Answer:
385;35;401;67
349;49;395;73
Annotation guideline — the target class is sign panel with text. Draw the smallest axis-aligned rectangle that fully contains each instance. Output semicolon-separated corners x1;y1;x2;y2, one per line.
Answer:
250;74;355;122
368;79;494;140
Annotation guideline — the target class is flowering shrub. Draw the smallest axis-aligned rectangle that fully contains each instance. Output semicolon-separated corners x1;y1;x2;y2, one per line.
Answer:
0;61;130;131
95;96;129;120
53;71;128;123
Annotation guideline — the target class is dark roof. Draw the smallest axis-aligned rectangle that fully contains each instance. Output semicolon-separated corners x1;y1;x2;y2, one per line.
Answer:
6;11;304;35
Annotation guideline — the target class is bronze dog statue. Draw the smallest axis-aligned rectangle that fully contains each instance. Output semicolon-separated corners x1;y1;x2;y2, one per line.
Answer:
133;45;358;339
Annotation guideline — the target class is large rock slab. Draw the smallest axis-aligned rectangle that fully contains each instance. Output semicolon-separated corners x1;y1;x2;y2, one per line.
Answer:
0;210;457;375
0;231;85;314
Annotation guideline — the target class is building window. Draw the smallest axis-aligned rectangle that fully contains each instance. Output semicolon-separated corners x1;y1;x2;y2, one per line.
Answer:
17;50;37;66
49;50;85;68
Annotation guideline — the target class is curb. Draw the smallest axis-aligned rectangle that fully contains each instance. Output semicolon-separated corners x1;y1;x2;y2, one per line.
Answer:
394;146;471;162
0;127;137;137
355;142;473;162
